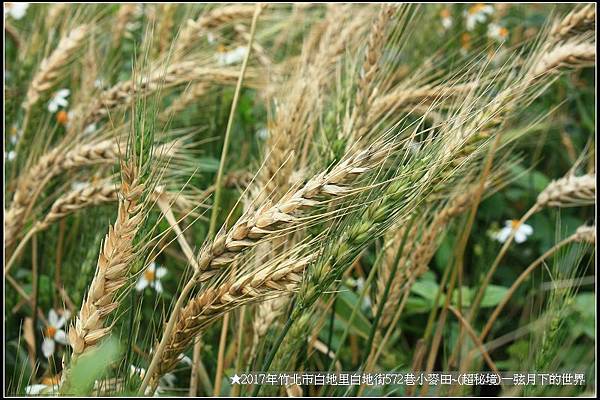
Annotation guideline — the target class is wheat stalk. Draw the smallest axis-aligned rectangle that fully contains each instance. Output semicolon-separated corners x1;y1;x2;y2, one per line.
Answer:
536;173;596;208
24;24;89;108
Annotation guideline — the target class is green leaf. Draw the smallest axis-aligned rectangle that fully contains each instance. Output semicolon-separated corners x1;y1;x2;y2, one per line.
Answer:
480;285;509;308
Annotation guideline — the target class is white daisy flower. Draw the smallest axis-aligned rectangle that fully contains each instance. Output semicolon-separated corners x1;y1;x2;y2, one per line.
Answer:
464;3;494;31
216;46;247;66
130;365;146;380
48;89;70;113
25;384;59;395
83;123;97;135
440;8;452;30
495;220;533;244
42;309;70;358
136;262;167;293
5;3;29;20
256;127;269;141
487;23;509;42
10;125;22;145
5;150;16;161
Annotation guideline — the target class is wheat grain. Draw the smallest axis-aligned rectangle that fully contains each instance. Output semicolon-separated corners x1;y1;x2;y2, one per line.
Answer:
573;224;596;244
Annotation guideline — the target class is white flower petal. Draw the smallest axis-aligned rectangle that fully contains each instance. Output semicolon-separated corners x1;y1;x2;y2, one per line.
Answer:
514;231;527;243
56;310;71;328
54;329;69;345
156;267;168;279
154;280;164;294
136;277;149;292
25;384;48;395
42;338;55;358
161;373;177;387
48;101;58;113
48;309;59;326
8;3;29;20
495;227;511;243
520;224;533;235
56;88;70;98
148;262;156;273
56;97;69;108
179;354;193;366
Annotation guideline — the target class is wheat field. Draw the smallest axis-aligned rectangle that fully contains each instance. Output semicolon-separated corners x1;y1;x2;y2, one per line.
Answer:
3;3;596;397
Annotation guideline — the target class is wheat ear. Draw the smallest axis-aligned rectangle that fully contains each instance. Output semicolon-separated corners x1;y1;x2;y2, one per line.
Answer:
175;5;257;60
550;4;595;41
24;24;89;108
67;161;144;357
151;255;312;385
531;37;595;77
192;144;390;283
344;4;395;142
4;140;177;251
84;63;256;123
536;173;596;208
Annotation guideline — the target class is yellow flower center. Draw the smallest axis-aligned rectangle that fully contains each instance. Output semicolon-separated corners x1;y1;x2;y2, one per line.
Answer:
510;220;521;229
468;4;486;15
498;27;509;38
56;110;69;125
144;269;156;282
45;325;57;338
41;374;61;385
440;8;451;19
461;33;471;49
